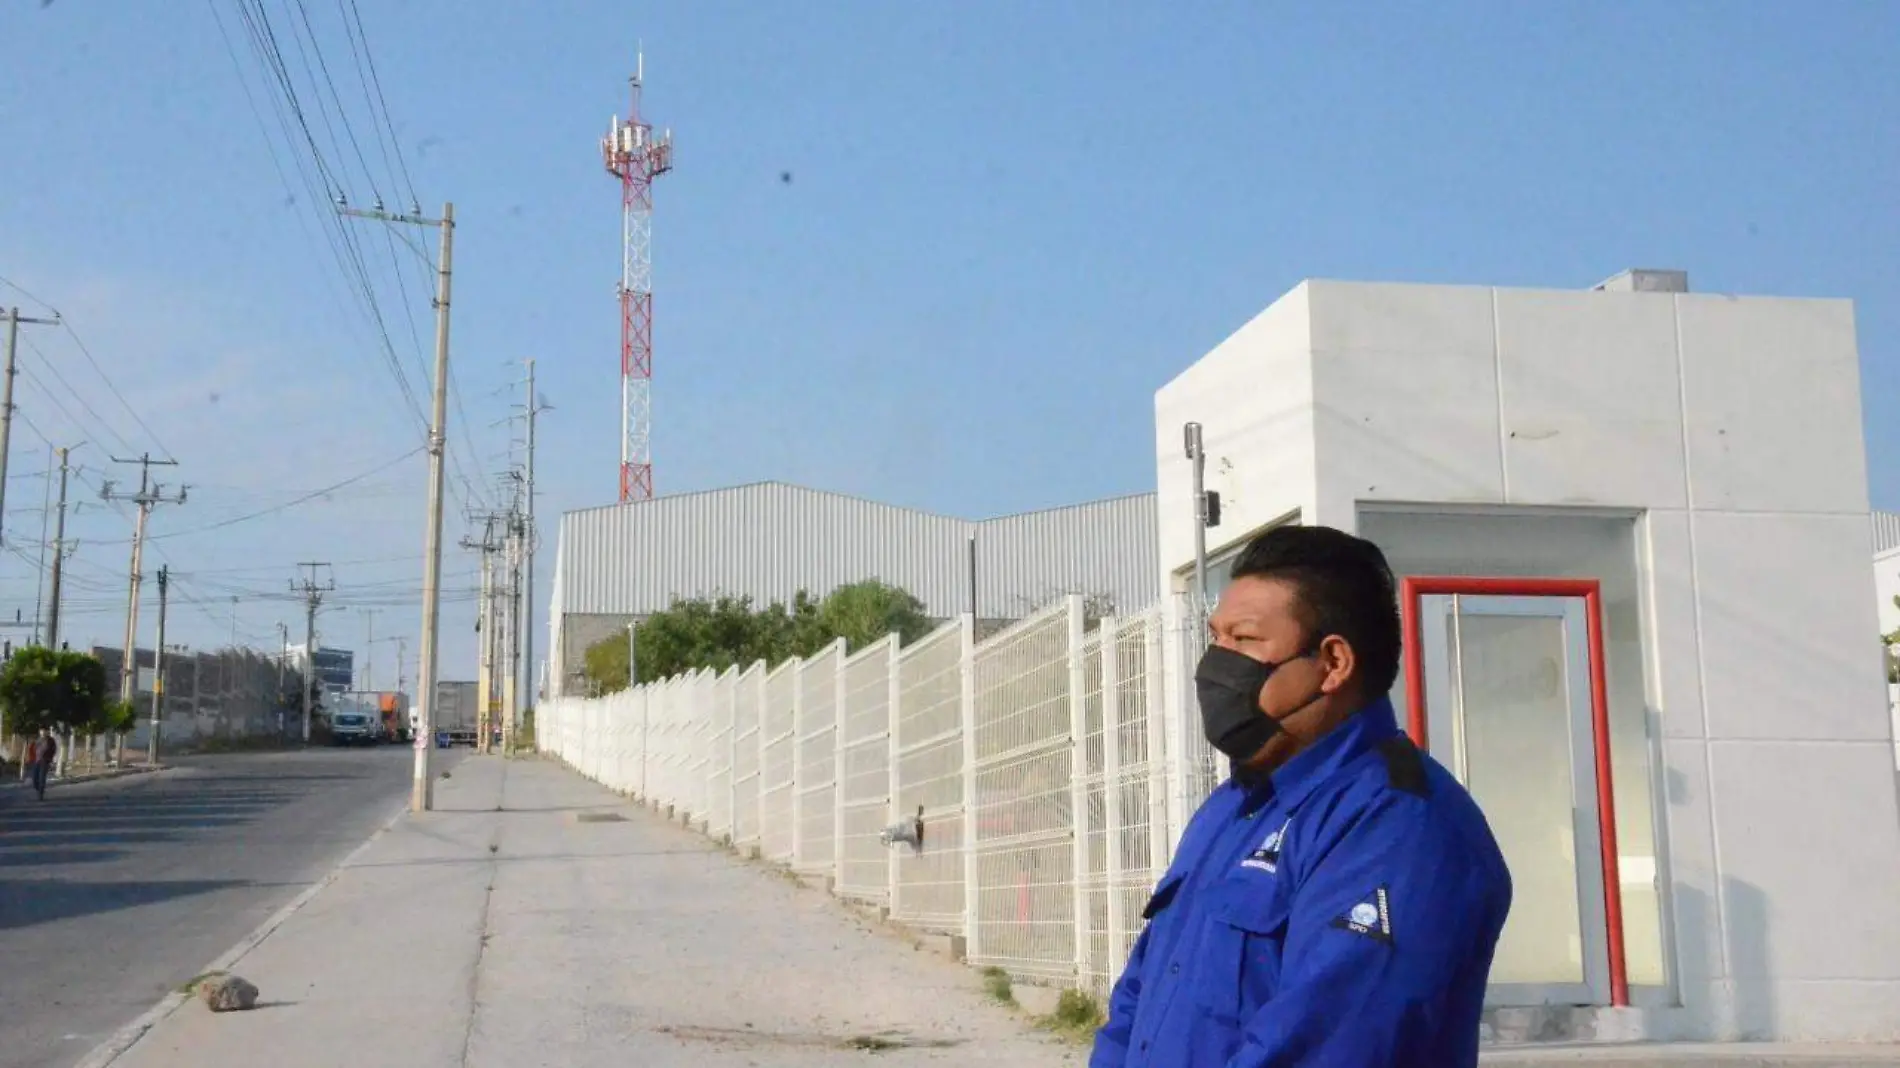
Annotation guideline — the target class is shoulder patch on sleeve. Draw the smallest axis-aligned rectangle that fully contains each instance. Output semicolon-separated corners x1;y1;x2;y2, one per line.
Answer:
1330;885;1394;944
1377;735;1429;797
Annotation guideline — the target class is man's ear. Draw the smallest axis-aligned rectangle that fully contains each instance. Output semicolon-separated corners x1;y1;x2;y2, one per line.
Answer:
1318;634;1356;695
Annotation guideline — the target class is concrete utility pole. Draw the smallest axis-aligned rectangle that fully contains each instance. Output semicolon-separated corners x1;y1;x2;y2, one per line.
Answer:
462;515;500;753
148;565;168;766
0;307;59;548
503;513;521;754
32;444;53;645
361;608;377;694
45;444;81;651
341;198;454;811
522;358;544;717
276;621;289;737
291;563;335;743
102;453;187;708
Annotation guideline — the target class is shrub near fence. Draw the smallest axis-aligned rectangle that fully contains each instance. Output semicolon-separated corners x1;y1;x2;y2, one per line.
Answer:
540;594;1176;1000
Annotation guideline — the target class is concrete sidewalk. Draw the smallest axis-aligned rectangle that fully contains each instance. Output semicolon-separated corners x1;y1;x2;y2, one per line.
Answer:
99;755;1082;1067
92;755;1899;1068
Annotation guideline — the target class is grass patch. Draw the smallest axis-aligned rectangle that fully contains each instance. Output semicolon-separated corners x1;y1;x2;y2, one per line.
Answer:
980;966;1015;1005
176;970;225;994
1037;988;1106;1044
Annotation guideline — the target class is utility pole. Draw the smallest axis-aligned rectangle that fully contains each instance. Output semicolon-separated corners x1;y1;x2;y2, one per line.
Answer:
45;444;81;651
276;621;289;738
291;563;335;743
0;307;60;548
148;565;168;766
518;358;549;735
503;512;521;754
32;444;53;645
102;453;187;708
361;608;377;694
462;515;499;753
341;197;454;813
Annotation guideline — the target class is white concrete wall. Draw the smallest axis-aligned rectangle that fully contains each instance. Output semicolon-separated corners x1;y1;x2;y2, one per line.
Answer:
1153;278;1900;1041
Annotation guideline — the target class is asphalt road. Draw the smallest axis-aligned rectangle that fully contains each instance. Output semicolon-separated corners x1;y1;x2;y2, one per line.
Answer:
0;746;465;1068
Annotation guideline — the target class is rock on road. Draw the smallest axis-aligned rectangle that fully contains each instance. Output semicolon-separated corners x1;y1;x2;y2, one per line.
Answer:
0;746;462;1068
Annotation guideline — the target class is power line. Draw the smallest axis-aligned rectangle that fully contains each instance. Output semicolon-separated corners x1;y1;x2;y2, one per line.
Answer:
142;445;422;543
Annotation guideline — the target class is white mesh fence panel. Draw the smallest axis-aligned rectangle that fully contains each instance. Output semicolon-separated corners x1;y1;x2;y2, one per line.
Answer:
838;636;897;903
707;667;738;840
794;643;843;874
731;663;763;851
534;596;1184;998
970;598;1080;980
892;619;967;930
759;660;799;864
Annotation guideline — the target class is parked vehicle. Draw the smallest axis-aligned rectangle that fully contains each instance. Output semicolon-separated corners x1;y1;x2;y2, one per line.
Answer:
330;710;382;746
412;680;478;746
379;692;407;744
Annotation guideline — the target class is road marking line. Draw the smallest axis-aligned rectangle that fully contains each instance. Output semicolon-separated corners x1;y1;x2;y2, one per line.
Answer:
72;796;413;1068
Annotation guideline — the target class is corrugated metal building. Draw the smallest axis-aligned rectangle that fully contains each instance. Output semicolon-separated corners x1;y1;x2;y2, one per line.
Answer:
547;481;1158;695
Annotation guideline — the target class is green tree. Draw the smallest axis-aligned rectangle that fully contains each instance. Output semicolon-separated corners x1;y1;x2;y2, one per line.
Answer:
580;581;936;695
0;647;110;736
95;698;138;737
817;580;932;652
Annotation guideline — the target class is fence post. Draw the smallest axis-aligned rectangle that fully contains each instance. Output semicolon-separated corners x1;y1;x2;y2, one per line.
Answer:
1101;615;1127;978
1145;612;1172;867
729;670;741;846
1066;594;1091;983
790;659;806;867
958;613;981;961
886;635;904;918
834;642;849;893
757;667;770;857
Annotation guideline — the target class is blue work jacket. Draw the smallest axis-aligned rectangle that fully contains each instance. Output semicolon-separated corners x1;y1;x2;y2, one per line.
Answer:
1092;697;1511;1068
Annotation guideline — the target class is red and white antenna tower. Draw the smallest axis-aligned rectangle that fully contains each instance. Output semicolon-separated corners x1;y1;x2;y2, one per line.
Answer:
602;51;673;502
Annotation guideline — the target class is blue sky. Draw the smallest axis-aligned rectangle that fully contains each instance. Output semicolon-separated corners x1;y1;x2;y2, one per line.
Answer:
1;1;1896;681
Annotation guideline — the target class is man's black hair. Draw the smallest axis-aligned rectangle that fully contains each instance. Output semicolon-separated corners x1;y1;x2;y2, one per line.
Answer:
1228;525;1402;697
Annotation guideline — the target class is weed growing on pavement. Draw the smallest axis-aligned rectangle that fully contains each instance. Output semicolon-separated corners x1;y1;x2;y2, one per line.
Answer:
980;966;1015;1005
1037;989;1106;1044
176;971;225;994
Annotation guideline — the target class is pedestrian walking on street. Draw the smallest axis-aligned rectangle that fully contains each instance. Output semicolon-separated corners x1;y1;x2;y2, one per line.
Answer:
28;727;57;801
1093;525;1513;1068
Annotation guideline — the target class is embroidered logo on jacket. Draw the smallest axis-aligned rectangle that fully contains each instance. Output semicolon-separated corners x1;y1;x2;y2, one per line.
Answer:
1331;885;1393;944
1239;818;1292;874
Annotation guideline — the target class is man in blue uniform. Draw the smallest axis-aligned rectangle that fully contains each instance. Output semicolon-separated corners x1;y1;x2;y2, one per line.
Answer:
1093;525;1511;1067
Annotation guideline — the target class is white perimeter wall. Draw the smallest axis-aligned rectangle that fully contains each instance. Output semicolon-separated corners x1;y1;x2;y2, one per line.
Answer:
1155;278;1900;1041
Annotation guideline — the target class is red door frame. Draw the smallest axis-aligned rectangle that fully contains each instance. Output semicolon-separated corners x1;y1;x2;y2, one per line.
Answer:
1398;575;1629;1008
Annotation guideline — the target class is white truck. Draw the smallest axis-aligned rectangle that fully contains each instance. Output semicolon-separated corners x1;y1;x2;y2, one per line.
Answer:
329;707;383;746
412;680;478;747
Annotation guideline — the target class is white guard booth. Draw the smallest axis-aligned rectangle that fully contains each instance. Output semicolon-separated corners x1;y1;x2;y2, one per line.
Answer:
1153;272;1900;1043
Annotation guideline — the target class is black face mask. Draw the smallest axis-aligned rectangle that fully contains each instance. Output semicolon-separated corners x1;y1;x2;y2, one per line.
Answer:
1195;644;1316;762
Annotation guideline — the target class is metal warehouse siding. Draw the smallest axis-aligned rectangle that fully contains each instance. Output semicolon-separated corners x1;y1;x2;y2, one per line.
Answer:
973;493;1158;617
558;483;974;617
555;482;1160;622
1875;511;1900;556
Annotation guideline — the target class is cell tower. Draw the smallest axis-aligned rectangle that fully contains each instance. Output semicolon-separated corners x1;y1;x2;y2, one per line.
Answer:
602;53;673;502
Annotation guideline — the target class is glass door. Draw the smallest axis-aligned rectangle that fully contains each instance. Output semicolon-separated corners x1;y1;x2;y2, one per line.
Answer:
1419;593;1612;1007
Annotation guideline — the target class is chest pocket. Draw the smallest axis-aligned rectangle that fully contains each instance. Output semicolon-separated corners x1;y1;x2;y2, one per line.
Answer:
1196;876;1292;1025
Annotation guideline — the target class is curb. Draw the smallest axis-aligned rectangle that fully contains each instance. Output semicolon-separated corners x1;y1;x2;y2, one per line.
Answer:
0;765;166;791
72;797;415;1068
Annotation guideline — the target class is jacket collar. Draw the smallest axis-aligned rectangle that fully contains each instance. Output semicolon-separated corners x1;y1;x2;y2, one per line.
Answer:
1231;695;1402;812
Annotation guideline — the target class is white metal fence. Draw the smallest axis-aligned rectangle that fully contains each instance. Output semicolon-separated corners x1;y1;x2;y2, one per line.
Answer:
539;595;1194;998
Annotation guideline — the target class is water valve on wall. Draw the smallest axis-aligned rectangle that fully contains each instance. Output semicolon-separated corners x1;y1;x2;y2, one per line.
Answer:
880;805;926;854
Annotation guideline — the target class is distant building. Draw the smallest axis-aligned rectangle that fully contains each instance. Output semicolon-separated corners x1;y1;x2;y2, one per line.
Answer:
545;481;1159;697
278;643;354;696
